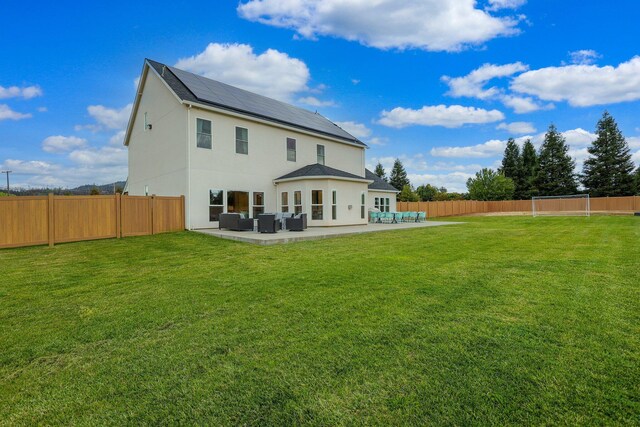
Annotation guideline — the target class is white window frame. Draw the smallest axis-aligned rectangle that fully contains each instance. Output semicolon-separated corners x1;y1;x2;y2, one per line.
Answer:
311;189;323;220
196;117;212;149
281;192;289;213
317;144;325;165
236;126;248;155
287;137;296;162
331;189;337;220
294;190;302;214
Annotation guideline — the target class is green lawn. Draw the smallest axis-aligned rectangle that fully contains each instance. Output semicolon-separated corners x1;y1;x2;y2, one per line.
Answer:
1;216;639;425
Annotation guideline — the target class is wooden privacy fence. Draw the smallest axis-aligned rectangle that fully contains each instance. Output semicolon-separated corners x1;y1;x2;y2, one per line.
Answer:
0;194;185;249
397;196;640;218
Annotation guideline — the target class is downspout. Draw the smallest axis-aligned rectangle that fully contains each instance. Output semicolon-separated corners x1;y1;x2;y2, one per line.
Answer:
186;104;192;230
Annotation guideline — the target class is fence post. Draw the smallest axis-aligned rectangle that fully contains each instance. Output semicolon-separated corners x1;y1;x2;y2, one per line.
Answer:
180;195;186;230
150;195;155;235
115;193;121;238
48;193;55;247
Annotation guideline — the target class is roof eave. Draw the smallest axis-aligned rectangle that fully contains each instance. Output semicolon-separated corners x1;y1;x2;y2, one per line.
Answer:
274;175;373;184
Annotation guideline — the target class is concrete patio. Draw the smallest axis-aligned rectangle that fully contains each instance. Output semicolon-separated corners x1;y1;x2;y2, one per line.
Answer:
194;220;463;245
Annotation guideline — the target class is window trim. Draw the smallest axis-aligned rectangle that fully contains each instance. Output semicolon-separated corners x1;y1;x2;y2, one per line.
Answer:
252;191;264;218
209;189;224;221
287;137;297;162
294;190;302;215
311;189;323;220
196;117;212;149
331;189;337;220
235;126;248;155
317;144;325;165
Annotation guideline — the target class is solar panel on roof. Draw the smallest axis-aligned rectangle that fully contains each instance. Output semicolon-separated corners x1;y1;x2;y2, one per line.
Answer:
165;65;361;144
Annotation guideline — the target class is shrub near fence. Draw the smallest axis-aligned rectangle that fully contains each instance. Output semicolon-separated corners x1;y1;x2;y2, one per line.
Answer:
397;196;640;218
0;194;185;249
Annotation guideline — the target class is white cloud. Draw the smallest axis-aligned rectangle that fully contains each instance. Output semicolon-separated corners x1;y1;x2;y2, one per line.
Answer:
0;104;31;121
108;130;127;146
500;94;552;113
297;96;336;107
430;139;507;158
37;107;47;112
86;104;132;130
627;136;640;149
367;137;387;146
486;0;527;11
0;159;59;175
442;62;528;99
0;85;42;99
632;150;640;164
496;121;536;134
511;56;640;106
175;43;310;101
334;121;372;139
568;49;600;65
561;128;596;147
351;79;360;85
378;104;504;128
238;0;524;52
42;135;87;153
69;146;127;167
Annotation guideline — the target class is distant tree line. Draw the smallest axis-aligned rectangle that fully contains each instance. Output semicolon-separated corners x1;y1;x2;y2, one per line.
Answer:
467;111;639;200
376;111;639;202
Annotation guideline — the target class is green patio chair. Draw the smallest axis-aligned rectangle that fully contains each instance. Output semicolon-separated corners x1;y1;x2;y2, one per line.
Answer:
417;211;427;222
369;211;381;223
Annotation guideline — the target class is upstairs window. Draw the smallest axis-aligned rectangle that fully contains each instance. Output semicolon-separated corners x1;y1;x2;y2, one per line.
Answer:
197;118;212;149
287;138;296;162
236;127;248;155
317;144;325;165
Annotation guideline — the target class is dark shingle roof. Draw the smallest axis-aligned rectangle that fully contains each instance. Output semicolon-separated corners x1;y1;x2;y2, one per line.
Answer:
365;169;399;192
146;59;365;146
275;164;369;182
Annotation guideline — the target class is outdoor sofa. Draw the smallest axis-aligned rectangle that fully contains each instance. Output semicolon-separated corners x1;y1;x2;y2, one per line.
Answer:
219;213;254;231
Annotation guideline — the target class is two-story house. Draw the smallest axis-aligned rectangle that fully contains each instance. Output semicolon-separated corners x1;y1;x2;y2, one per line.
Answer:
124;59;398;229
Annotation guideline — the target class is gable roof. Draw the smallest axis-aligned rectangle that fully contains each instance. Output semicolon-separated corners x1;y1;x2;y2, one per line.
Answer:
145;59;365;146
365;169;400;192
274;163;371;183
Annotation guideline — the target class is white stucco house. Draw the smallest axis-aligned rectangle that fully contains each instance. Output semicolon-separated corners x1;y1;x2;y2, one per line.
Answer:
124;59;398;229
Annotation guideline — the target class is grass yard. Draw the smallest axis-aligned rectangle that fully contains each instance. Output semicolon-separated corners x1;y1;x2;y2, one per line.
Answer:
1;216;639;425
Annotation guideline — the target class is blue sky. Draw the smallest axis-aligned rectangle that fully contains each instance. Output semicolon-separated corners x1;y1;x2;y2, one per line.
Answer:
1;0;639;191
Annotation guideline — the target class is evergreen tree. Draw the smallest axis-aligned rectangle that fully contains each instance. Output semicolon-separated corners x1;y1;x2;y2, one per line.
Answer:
389;159;410;191
466;168;515;201
521;139;538;198
374;162;388;182
634;167;640;195
500;138;525;199
581;111;636;196
535;124;578;196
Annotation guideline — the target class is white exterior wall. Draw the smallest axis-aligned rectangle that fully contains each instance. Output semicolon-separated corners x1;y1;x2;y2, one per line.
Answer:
127;71;188;198
186;105;366;229
368;191;398;212
276;179;368;226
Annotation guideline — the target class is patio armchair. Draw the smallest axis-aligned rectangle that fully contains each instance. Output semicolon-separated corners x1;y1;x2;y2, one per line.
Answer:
417;211;427;222
258;214;281;233
281;212;295;229
287;213;307;231
219;213;254;231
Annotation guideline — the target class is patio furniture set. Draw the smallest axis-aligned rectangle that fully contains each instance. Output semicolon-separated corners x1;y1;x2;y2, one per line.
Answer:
219;213;308;233
369;211;427;224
